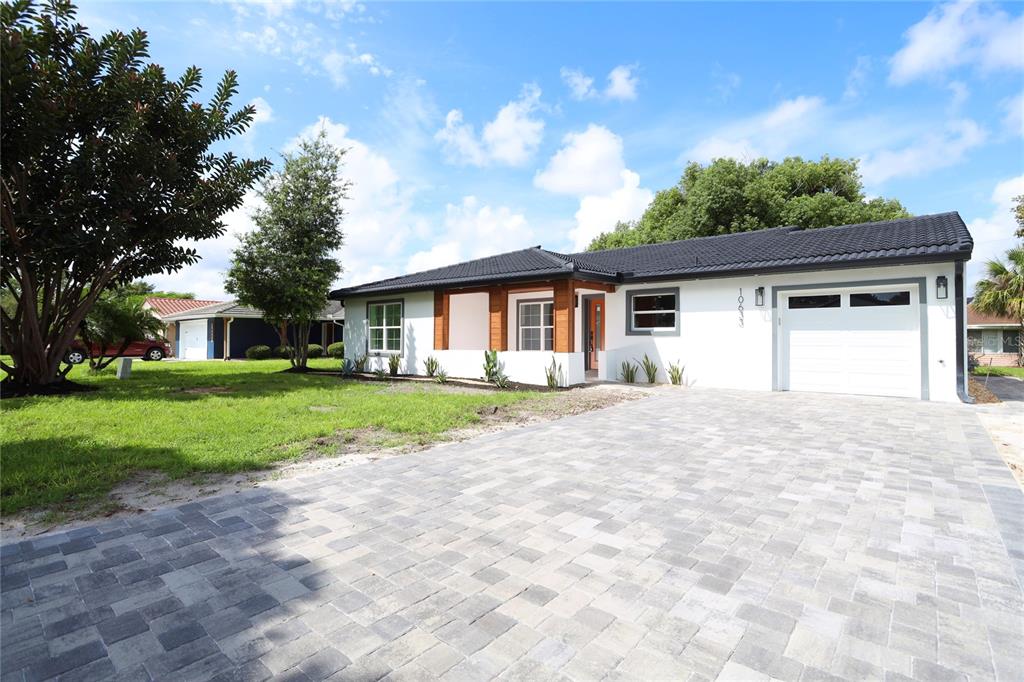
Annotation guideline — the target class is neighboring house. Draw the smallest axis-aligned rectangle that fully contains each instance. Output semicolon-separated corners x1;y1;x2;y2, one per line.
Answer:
967;302;1021;367
160;300;344;360
143;297;222;357
331;212;974;402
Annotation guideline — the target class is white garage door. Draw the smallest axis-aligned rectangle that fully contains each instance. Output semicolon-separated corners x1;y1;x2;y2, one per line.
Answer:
179;319;208;360
781;286;921;399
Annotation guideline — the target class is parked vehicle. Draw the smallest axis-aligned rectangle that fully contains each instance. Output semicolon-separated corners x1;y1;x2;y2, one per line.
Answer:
64;339;171;364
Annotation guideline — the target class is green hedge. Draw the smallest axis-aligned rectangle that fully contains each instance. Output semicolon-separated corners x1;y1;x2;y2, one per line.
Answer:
327;341;345;358
307;344;324;358
274;345;294;359
245;345;272;360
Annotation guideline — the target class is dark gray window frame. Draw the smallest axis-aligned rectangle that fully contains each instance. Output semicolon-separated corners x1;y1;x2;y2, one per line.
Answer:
365;298;404;356
515;297;554;351
771;278;929;399
625;287;680;336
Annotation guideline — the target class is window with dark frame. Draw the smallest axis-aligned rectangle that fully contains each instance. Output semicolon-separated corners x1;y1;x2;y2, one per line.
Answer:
368;301;402;353
518;301;553;351
850;291;911;307
631;293;677;330
1003;329;1020;354
787;295;840;309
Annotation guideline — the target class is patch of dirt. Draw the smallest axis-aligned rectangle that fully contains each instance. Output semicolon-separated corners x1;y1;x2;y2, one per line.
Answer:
0;383;659;538
968;377;1000;404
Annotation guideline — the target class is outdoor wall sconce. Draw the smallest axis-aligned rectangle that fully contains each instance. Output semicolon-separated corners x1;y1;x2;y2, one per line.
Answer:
755;286;765;306
936;275;948;300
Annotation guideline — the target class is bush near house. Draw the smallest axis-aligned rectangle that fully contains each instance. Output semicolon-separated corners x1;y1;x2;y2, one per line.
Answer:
275;345;294;359
327;342;345;358
307;344;324;358
246;345;273;360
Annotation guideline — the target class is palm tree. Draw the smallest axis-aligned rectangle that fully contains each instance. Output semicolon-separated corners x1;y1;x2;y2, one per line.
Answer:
973;245;1024;367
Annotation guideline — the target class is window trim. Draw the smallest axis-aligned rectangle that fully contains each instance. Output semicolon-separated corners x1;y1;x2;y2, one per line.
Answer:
365;298;404;356
515;297;554;351
625;287;680;336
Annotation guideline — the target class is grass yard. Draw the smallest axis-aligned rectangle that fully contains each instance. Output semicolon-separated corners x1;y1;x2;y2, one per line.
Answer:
1;359;539;516
972;366;1024;379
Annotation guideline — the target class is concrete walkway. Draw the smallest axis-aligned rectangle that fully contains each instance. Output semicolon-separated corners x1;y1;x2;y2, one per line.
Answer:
2;389;1022;681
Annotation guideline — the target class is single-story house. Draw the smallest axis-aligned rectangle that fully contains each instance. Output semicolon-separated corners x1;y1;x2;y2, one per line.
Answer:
161;300;344;360
967;302;1021;367
330;212;974;402
143;297;223;357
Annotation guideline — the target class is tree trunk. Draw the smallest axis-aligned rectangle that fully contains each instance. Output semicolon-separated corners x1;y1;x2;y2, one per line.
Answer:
294;321;311;369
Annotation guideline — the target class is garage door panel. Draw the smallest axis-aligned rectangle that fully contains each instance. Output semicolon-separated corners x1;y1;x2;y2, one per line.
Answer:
180;320;208;360
782;288;920;399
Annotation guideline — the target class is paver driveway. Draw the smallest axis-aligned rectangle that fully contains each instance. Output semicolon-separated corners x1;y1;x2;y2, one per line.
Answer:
2;389;1023;682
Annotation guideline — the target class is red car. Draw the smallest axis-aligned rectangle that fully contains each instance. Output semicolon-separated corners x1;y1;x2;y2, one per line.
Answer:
64;339;171;364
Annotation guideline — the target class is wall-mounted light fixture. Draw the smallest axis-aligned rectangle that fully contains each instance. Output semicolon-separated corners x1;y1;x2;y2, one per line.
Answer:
936;276;948;300
755;286;765;307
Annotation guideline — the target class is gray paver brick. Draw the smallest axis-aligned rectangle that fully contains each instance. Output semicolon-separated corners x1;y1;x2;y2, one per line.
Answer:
2;389;1020;682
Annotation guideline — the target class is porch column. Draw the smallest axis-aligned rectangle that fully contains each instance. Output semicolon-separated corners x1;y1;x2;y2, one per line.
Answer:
433;290;450;350
553;279;575;353
488;286;508;351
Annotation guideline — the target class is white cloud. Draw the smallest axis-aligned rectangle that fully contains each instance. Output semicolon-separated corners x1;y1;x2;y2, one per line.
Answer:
843;56;871;101
404;197;534;272
236;97;274;155
568;171;653;251
946;80;969;111
711;64;741;101
560;64;638;101
436;84;545;166
605;65;639;101
1002;92;1024;139
322;49;390;87
858;119;987;185
560;68;597;101
682;95;826;164
966;174;1024;289
534;125;627;196
889;0;1024;84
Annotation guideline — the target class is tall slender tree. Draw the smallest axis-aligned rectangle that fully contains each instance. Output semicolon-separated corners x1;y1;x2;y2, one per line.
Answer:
225;130;349;371
1;0;269;392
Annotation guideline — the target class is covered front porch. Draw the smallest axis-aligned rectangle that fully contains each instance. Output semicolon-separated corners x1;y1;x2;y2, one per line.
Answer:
431;279;615;386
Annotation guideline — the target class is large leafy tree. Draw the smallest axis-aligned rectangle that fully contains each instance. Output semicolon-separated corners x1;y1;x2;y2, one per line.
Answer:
1014;194;1023;238
225;130;349;371
588;156;910;250
1;0;269;392
973;245;1024;367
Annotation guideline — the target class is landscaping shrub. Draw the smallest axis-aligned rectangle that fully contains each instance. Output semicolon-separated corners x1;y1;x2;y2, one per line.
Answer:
435;369;448;384
245;345;272;360
668;361;685;385
545;356;564;389
327;342;345;359
354;356;367;372
274;345;294;359
640;354;658;383
307;344;323;358
619;360;638;383
425;356;439;377
388;354;401;376
483;350;500;382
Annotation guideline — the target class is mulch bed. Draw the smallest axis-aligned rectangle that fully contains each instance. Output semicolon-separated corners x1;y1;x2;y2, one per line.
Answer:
968;377;1001;404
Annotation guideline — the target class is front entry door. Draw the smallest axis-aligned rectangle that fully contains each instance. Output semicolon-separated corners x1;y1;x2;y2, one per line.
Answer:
587;297;604;370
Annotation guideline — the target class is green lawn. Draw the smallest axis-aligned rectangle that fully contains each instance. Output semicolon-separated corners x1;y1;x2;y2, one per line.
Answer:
1;359;538;515
972;365;1024;379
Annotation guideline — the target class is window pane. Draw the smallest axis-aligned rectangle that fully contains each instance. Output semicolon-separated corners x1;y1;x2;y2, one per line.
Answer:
850;291;910;307
634;312;676;329
788;295;840;309
520;303;540;327
369;328;383;350
386;328;401;351
384;303;401;326
543;327;553;350
521;327;540;350
368;304;383;326
982;330;1000;353
542;303;553;326
1003;330;1020;353
633;294;675;312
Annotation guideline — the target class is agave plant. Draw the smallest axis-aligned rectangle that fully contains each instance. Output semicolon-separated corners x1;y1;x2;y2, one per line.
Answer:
425;356;440;377
619;360;638;383
667;361;685;386
639;354;658;383
388;354;401;376
435;369;449;384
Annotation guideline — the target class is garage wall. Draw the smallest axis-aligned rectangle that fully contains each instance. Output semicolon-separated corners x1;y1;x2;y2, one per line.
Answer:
601;261;960;402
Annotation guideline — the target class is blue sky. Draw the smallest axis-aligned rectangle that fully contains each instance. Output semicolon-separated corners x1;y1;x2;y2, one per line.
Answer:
80;0;1023;298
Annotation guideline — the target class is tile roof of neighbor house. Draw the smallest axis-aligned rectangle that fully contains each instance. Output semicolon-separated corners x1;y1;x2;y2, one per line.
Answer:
144;297;223;317
330;212;974;298
967;304;1019;326
161;299;344;321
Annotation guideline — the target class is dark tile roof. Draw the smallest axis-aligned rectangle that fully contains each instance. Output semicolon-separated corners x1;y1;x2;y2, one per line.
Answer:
330;212;973;298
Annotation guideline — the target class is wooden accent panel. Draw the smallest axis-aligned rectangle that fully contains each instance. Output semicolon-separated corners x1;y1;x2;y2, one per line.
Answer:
488;287;508;351
553;280;575;353
433;291;450;350
574;280;617;293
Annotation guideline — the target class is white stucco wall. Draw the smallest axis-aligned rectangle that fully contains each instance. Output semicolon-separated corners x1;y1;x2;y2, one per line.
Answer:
448;292;489;350
601;261;960;401
343;291;435;374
